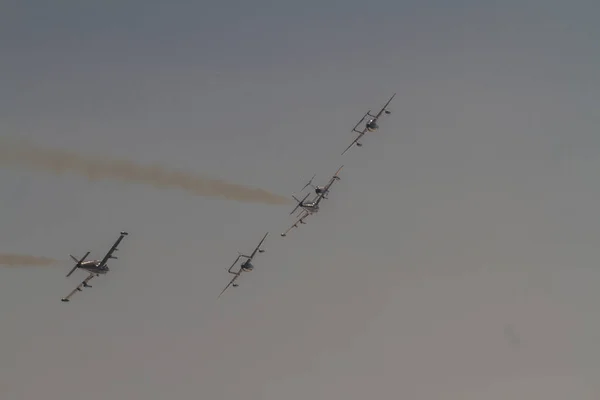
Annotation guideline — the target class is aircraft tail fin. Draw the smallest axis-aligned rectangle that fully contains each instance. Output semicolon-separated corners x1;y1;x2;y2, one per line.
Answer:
66;251;90;277
300;174;316;192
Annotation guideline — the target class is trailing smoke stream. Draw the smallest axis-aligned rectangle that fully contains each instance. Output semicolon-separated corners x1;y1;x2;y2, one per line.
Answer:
0;254;58;266
0;139;290;205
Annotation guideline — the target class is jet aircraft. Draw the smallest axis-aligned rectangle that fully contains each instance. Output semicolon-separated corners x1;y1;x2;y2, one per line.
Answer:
281;165;343;237
341;93;396;155
61;231;129;302
218;232;268;298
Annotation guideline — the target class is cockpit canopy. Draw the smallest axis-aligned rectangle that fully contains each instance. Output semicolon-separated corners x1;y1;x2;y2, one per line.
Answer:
241;261;254;271
366;119;379;131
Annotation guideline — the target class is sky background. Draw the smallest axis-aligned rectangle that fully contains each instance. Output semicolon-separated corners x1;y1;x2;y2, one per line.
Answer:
1;0;600;399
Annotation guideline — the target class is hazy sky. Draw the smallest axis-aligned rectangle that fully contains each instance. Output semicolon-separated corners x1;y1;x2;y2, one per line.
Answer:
1;1;600;399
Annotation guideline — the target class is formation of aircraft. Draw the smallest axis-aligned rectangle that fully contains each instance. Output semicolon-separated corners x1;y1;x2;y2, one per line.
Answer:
52;93;394;301
61;231;128;302
281;165;344;237
218;232;268;298
341;93;396;155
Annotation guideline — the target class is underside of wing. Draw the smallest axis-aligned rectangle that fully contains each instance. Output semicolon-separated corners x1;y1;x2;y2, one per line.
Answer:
97;231;128;268
61;273;95;302
281;211;309;237
323;165;343;192
218;273;240;298
341;131;365;155
374;93;396;119
248;232;269;260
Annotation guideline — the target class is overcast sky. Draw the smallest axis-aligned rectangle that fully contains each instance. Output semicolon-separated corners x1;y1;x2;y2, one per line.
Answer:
1;1;600;399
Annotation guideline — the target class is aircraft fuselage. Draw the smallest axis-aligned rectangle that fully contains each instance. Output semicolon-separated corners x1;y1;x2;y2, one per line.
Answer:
241;260;254;271
79;260;109;275
302;203;319;213
366;119;379;132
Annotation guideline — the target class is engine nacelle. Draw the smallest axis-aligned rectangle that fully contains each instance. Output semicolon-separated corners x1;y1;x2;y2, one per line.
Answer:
259;249;265;253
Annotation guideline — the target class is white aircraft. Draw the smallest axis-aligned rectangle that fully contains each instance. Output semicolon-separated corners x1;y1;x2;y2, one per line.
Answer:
281;165;343;237
218;232;268;298
341;93;396;155
61;231;129;302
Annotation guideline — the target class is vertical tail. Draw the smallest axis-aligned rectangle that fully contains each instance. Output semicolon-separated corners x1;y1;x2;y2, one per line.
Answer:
66;251;90;277
300;174;317;192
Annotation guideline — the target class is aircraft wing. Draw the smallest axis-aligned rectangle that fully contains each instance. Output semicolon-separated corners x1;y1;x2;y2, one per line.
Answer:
97;231;128;269
322;165;343;193
218;269;242;298
341;129;366;155
313;165;343;205
61;273;94;302
281;210;310;237
248;232;269;260
374;93;396;119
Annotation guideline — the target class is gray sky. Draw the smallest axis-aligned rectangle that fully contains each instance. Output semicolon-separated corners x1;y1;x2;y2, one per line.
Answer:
1;1;600;399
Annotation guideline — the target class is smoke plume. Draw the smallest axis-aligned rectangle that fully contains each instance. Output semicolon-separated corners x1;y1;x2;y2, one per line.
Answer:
0;139;290;205
0;254;58;267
